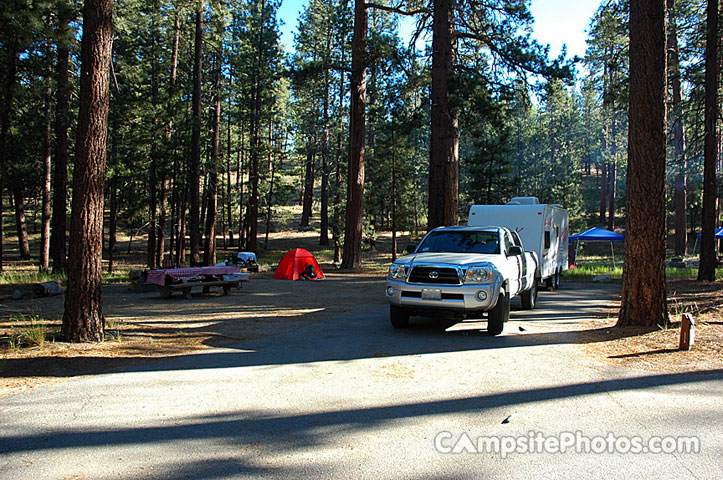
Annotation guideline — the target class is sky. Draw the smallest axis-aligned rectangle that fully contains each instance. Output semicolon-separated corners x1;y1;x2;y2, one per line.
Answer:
276;0;603;62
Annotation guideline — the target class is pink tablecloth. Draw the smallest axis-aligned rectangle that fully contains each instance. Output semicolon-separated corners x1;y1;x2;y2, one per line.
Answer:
146;266;241;286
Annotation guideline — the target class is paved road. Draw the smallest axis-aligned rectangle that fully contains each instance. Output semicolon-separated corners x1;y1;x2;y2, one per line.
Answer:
1;283;721;479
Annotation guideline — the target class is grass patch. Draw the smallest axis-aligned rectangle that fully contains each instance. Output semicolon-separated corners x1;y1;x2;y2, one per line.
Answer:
565;263;723;282
3;314;49;350
0;271;65;286
564;265;623;282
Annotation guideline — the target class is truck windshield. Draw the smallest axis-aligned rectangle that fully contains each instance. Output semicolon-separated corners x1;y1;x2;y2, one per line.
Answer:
417;231;500;254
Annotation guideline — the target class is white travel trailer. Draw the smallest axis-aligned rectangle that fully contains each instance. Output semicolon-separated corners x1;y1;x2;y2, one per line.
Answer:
468;197;569;289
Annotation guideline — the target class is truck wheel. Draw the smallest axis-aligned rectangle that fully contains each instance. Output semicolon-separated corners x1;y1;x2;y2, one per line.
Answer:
390;305;410;328
545;276;555;291
487;289;509;336
554;270;561;289
521;280;537;310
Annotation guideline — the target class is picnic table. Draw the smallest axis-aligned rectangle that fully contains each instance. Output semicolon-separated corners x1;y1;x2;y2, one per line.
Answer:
146;266;250;299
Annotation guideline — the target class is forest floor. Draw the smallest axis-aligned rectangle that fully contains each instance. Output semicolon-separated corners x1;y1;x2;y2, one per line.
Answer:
0;219;721;396
578;279;723;373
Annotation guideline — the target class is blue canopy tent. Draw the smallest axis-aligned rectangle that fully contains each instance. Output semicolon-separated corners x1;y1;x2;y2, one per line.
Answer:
692;227;723;254
569;227;625;266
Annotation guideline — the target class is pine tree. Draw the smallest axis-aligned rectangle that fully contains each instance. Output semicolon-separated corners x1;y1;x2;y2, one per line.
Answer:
62;0;114;342
618;0;668;328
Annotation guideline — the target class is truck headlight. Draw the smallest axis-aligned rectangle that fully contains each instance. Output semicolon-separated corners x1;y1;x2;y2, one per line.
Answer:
388;263;407;280
466;266;494;283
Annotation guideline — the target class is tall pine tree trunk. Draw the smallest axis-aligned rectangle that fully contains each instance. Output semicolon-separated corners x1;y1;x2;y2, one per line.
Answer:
333;58;345;264
189;3;203;265
698;0;719;281
61;0;113;342
428;0;458;229
226;69;235;248
247;9;267;255
320;55;331;246
204;58;221;266
147;0;160;268
40;87;53;271
299;138;315;229
340;0;367;269
618;0;668;328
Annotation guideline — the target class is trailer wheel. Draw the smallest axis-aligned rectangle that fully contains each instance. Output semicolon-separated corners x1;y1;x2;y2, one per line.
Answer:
390;305;410;328
521;280;537;310
487;289;509;336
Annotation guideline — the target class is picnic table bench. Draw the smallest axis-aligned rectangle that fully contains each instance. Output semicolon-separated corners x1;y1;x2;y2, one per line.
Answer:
146;266;250;299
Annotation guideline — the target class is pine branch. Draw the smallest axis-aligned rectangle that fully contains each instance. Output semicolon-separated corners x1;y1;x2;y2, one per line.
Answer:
366;3;428;16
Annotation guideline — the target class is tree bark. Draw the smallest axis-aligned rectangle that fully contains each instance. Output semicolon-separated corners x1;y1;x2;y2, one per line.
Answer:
12;187;31;259
189;2;203;265
226;65;235;248
333;54;345;264
299;138;315;229
147;0;160;268
51;4;73;273
108;179;117;273
340;0;367;269
320;49;331;246
428;0;459;230
40;87;53;271
618;0;668;328
264;125;279;249
247;6;267;254
698;0;719;281
607;148;616;230
204;58;221;266
61;0;113;342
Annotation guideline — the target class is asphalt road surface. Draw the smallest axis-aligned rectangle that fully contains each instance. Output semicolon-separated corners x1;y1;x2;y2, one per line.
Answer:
1;283;721;479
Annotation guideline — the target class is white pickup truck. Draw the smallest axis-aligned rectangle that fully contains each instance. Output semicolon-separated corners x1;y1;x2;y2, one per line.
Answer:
385;226;538;335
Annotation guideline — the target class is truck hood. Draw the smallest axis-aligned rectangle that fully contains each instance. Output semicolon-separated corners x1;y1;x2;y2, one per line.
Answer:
400;252;500;267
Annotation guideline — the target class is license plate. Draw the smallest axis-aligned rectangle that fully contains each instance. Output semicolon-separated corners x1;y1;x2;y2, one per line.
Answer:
421;288;442;300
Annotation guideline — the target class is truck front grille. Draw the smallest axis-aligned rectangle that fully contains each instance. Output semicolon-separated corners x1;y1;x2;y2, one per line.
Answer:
408;266;460;285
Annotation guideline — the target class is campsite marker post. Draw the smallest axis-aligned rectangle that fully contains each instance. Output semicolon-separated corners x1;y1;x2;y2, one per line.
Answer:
679;313;696;351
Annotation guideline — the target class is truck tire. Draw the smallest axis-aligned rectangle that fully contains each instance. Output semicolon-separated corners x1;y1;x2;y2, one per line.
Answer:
390;305;410;328
521;279;537;310
545;276;555;291
554;270;561;289
487;289;509;336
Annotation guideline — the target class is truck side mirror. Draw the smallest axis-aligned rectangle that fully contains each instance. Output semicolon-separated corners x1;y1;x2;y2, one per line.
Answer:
508;246;523;256
406;243;417;254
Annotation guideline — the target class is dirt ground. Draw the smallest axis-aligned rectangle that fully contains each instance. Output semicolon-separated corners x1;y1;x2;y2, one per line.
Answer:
578;279;723;373
1;226;721;395
0;270;388;396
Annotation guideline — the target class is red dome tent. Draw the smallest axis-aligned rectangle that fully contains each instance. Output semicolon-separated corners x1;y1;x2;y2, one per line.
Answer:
273;248;326;280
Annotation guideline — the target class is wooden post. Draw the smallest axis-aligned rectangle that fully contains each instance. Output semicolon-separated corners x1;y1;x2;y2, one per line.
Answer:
679;313;696;351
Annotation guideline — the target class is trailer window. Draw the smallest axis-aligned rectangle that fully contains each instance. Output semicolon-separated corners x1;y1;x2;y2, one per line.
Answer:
544;231;551;250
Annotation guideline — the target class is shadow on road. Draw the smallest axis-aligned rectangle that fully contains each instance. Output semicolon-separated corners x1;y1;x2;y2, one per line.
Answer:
2;368;721;458
0;283;631;378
